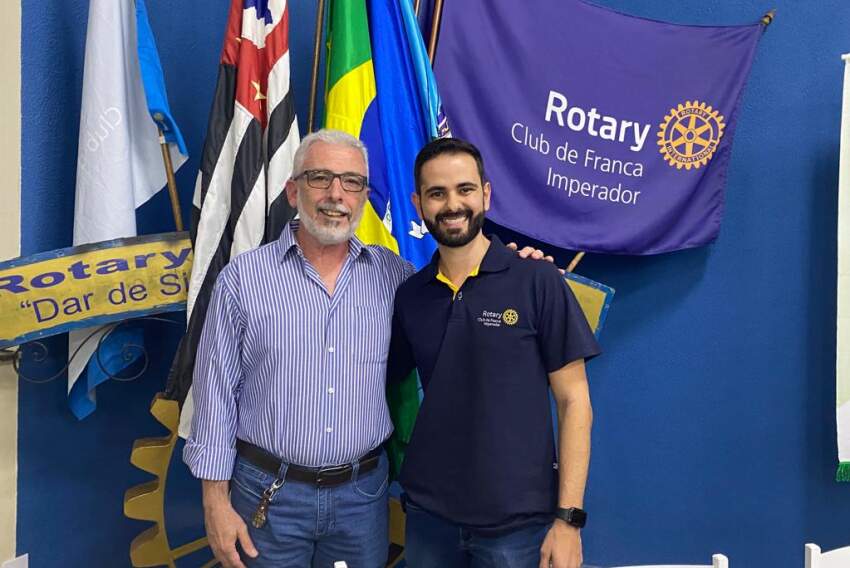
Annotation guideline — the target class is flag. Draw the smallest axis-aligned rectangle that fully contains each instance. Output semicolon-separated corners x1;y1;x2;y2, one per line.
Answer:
324;0;448;269
836;54;850;482
69;0;187;419
166;0;300;436
324;0;399;253
135;0;188;156
433;0;764;255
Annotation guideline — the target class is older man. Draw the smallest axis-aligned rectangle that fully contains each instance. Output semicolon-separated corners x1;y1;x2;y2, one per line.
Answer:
184;129;411;568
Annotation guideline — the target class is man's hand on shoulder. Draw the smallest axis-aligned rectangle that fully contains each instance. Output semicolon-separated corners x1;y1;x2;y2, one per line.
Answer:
506;242;565;274
203;480;258;568
539;519;582;568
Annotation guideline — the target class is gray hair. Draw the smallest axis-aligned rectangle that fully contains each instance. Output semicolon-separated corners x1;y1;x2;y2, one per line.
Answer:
291;129;369;178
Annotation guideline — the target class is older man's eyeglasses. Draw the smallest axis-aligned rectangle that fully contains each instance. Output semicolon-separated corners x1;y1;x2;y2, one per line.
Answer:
294;169;368;193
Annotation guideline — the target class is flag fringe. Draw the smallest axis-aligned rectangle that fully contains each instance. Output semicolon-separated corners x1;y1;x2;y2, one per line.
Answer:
837;462;850;482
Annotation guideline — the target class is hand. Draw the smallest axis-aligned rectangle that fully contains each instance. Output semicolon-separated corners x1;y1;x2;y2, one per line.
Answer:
539;520;582;568
506;242;564;274
204;500;258;568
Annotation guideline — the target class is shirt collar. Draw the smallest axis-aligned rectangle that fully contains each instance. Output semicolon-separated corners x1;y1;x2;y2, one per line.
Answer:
424;233;512;281
478;235;511;273
277;220;372;263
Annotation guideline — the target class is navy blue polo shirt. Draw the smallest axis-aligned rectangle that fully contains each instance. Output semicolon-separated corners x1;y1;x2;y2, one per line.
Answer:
388;235;601;535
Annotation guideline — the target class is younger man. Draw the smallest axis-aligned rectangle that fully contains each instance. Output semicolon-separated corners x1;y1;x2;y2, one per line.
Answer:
389;138;601;568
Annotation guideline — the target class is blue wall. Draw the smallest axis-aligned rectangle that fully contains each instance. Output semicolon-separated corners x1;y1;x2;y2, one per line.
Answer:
18;0;850;567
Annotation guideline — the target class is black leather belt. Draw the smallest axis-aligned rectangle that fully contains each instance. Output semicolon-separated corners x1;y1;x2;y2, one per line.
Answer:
235;439;381;487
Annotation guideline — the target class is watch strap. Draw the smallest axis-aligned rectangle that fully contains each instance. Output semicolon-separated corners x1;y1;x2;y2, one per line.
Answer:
555;507;587;528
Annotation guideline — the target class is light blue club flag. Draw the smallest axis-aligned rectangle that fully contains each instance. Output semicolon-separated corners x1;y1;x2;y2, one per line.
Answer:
69;0;187;419
135;0;187;155
366;0;450;270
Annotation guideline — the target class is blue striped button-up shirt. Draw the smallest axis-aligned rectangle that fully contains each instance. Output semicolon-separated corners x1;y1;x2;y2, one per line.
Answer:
183;222;414;480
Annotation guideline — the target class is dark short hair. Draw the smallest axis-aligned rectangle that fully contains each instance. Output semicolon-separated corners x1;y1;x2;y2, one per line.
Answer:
414;137;486;193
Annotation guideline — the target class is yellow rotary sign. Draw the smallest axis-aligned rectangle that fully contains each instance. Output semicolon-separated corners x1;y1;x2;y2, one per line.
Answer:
657;101;725;170
0;233;192;348
502;308;519;326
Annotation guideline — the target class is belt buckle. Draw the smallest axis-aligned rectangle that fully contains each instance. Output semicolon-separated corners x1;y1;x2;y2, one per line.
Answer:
316;464;349;486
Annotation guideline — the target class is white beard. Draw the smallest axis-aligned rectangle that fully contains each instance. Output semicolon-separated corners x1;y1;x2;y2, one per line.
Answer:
297;191;365;246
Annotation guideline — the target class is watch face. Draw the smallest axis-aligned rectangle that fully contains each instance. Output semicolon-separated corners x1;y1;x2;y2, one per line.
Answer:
572;509;587;525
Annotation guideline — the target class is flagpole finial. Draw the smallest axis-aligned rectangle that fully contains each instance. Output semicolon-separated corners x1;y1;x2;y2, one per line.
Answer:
761;9;776;27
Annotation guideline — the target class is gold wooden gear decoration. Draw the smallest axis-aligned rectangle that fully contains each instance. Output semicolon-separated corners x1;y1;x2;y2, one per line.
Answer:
125;395;213;567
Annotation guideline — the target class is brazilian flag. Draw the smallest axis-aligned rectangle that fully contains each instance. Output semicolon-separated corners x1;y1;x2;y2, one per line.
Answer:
324;0;448;267
324;0;449;477
324;0;397;252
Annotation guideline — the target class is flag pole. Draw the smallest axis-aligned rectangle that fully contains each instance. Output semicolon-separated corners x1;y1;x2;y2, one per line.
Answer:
154;119;184;232
760;9;776;26
566;252;585;273
414;0;421;17
308;0;327;134
427;0;445;63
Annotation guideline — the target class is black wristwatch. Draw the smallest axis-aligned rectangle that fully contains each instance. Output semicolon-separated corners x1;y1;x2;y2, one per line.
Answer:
555;507;587;528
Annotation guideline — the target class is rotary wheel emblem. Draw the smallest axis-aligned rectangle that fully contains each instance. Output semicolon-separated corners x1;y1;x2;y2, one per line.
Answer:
657;101;725;170
502;309;519;326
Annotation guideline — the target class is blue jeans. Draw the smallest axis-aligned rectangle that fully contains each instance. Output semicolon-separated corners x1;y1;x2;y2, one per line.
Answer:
403;500;550;568
230;452;389;567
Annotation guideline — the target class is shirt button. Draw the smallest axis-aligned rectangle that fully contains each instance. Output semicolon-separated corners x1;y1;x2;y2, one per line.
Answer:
327;387;335;394
328;346;335;353
325;426;333;433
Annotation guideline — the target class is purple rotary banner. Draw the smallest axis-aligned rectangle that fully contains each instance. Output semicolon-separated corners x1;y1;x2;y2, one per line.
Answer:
433;0;764;255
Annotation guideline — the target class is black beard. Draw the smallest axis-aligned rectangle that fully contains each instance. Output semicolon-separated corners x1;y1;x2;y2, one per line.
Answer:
424;208;486;247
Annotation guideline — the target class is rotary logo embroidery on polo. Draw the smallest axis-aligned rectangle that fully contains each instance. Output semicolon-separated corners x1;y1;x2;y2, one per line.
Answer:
476;308;519;328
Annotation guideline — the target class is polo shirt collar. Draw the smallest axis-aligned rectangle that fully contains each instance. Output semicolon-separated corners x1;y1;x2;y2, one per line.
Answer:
423;233;512;281
478;234;511;273
277;220;372;263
